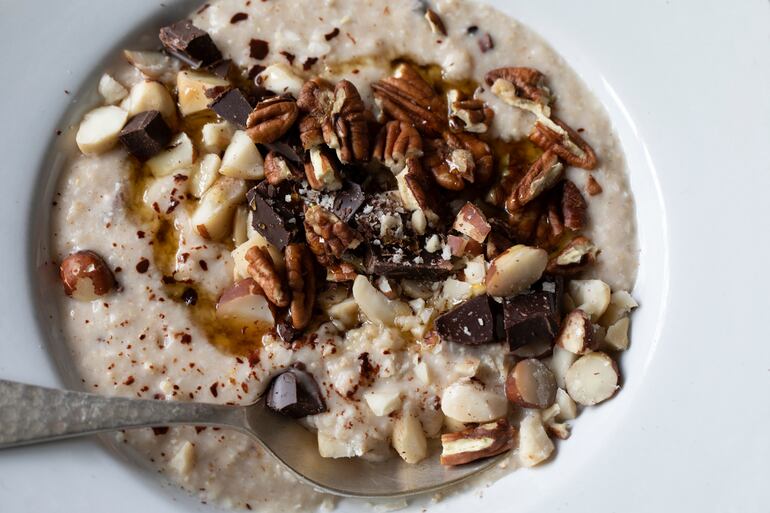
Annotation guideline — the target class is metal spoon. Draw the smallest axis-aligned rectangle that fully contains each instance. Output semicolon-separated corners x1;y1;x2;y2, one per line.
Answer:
0;379;501;498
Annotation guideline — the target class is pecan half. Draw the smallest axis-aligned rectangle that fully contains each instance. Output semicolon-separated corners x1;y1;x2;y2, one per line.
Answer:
304;205;361;265
423;137;465;190
373;120;423;172
447;131;494;184
330;80;369;163
530;117;597;170
245;246;290;307
371;63;446;136
264;151;301;185
297;78;369;163
561;180;587;231
297;78;336;149
396;158;439;223
546;235;599;275
440;419;515;466
245;95;299;144
505;150;564;212
447;89;494;134
285;243;316;329
507;199;543;242
485;67;551;105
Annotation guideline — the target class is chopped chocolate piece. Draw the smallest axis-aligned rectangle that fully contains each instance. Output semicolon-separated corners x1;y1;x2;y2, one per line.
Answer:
249;38;270;60
246;183;300;250
365;248;453;280
478;32;494;53
266;365;327;418
209;88;253;128
280;51;296;65
467;25;479;34
276;321;299;343
324;28;340;41
207;59;233;79
502;291;559;351
181;287;198;306
262;141;303;165
230;12;248;23
119;111;171;161
533;274;564;320
332;182;365;222
159;19;222;68
303;57;318;71
435;295;497;345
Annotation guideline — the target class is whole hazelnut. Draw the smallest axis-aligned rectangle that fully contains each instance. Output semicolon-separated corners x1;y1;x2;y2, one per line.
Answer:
59;250;115;301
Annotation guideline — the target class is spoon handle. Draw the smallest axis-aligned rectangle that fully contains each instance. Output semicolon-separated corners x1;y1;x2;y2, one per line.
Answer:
0;380;245;448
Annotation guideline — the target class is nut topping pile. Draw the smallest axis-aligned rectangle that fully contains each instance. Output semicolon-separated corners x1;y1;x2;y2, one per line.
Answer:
60;15;638;470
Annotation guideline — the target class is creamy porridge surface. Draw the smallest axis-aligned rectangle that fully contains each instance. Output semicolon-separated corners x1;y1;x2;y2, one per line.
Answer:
51;0;638;510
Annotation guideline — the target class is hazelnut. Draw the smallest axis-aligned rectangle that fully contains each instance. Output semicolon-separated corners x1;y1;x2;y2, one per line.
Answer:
59;251;115;301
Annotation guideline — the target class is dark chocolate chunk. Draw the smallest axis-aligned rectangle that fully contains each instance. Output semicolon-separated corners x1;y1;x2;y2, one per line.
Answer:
209;88;253;128
119;111;171;161
303;57;318;71
181;287;198;306
159;19;222;68
533;274;564;320
331;182;365;222
207;59;233;79
249;38;270;60
276;321;298;343
502;292;559;351
324;28;340;41
365;248;453;281
435;295;497;345
246;183;300;250
266;365;327;418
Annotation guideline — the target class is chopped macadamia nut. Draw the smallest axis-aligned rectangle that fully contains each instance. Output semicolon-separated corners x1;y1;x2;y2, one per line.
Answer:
192;176;248;240
353;276;411;326
76;106;128;155
126;80;177;128
441;379;508;423
363;389;402;417
603;316;630;351
98;74;128;104
146;132;195;177
201;121;235;154
599;290;638;327
190;153;221;198
518;411;554;467
485;245;548;297
219;130;265;179
392;413;428;464
453;203;491;242
568;279;611;321
258;64;305;96
176;70;230;117
565;352;620;406
546;345;578;389
555;388;577;420
169;441;196;477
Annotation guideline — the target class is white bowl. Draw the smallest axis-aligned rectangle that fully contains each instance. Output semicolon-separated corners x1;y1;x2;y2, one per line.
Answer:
1;1;768;512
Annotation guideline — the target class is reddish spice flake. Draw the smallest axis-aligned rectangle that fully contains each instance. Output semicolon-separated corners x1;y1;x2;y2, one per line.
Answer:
324;28;340;41
137;231;145;240
249;39;269;60
123;376;135;386
280;51;296;65
199;260;208;271
195;426;207;434
152;427;169;435
478;32;494;52
136;258;150;274
241;382;249;393
230;12;248;23
303;57;318;71
180;333;192;344
210;382;219;397
114;266;122;273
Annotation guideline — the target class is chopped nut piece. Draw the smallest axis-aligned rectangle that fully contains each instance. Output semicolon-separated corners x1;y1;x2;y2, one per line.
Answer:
263;151;298;185
352;275;411;327
285;243;316;329
76;106;129;155
424;9;447;36
599;290;638;327
506;150;564;211
392;413;428;464
176;70;230;117
258;63;305;96
447;89;494;134
219;130;265;180
565;352;620;406
371;63;446;136
530;117;597;170
395;159;438;223
555;309;597;355
304;148;343;191
586;174;603;195
485;244;548;298
518;411;555;467
603;316;630;351
125;80;178;128
506;358;557;409
373;120;423;172
216;278;275;326
304;205;361;264
60;251;115;301
486;67;552;105
561;180;587;231
98;74;128;104
441;379;508;423
453;202;491;243
245;95;299;144
568;279;611;321
245;245;289;307
547;236;599;275
440;419;515;466
326;262;358;282
123;50;181;84
192;176;248;240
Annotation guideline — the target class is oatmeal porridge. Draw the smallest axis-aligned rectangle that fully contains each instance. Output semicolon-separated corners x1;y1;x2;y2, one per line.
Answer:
51;0;639;510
